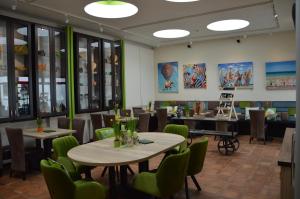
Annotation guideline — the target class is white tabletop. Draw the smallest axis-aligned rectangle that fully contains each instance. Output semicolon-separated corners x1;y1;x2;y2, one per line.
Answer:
22;128;76;140
68;132;185;167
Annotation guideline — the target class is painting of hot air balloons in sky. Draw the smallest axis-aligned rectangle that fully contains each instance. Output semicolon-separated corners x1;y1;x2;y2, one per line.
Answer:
158;62;179;93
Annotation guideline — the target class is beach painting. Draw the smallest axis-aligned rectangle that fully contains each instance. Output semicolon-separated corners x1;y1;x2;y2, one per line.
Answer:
183;63;207;89
158;62;179;93
266;61;296;90
218;62;253;89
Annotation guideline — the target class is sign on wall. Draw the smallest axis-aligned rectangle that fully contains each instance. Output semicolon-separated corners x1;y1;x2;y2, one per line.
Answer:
218;62;253;89
265;60;296;90
183;63;207;89
158;62;179;93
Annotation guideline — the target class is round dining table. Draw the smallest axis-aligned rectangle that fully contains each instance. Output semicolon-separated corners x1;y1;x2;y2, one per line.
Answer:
68;132;185;199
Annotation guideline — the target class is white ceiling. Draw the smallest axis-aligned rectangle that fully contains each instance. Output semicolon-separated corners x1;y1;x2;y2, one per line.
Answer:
0;0;294;47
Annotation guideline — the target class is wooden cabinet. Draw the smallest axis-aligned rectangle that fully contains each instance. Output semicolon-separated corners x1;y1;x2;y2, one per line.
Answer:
34;25;68;117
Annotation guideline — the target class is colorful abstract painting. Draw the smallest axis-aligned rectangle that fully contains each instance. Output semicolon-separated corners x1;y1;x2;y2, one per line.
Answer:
266;61;296;90
183;63;207;88
218;62;253;89
158;62;178;93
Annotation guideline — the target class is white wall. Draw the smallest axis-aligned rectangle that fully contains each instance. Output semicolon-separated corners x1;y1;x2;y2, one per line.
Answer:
154;31;296;101
124;41;155;108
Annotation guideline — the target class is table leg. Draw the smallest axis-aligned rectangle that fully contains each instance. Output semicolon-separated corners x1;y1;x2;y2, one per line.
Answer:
108;166;117;199
43;139;53;158
139;161;149;173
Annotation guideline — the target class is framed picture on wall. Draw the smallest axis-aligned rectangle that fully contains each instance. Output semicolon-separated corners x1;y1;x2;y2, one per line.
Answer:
265;60;296;90
158;62;178;93
183;63;207;89
218;62;253;89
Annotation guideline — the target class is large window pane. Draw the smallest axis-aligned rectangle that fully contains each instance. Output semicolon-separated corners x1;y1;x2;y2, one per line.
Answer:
114;42;122;107
14;24;31;118
0;20;9;119
104;41;113;108
78;38;89;110
37;27;51;114
90;40;100;109
54;31;67;113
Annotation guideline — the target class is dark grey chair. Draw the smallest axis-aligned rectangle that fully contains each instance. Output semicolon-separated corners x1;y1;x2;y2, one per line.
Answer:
120;109;131;117
249;110;267;144
103;114;115;128
90;113;102;141
137;113;150;132
156;108;168;132
57;117;70;129
132;107;145;116
5;128;38;180
72;119;86;144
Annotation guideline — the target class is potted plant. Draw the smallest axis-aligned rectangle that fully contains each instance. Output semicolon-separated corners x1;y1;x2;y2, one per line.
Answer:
36;117;44;133
184;105;190;117
113;121;121;147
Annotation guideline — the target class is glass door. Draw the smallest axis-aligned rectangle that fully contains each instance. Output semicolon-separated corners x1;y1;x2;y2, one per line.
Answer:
0;20;10;121
103;40;114;110
53;30;67;115
90;40;101;111
12;22;33;120
36;26;52;116
114;41;122;108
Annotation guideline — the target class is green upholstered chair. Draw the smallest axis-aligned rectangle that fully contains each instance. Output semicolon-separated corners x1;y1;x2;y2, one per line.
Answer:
184;137;208;199
163;124;190;152
133;148;190;198
40;159;106;199
239;101;251;109
288;107;296;116
52;136;91;179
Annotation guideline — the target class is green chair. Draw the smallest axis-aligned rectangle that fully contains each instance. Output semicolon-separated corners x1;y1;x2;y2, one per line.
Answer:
40;159;106;199
94;128;134;177
133;148;190;198
288;107;296;116
239;101;251;109
52;136;91;179
184;137;208;199
163;124;190;152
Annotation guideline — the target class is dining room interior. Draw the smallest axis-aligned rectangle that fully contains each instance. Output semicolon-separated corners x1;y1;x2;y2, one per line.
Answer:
0;0;298;199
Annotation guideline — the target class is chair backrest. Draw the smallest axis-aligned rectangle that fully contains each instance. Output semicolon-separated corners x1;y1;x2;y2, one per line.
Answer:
103;114;115;128
57;118;70;129
120;109;131;117
52;136;79;158
137;113;150;132
5;128;25;172
132;107;145;116
249;110;265;139
163;124;189;138
90;114;103;140
72;119;85;144
156;108;168;132
95;128;114;140
156;148;190;198
40;159;75;199
187;137;208;176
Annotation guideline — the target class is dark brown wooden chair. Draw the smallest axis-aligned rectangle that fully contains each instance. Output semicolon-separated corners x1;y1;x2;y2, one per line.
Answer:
103;114;115;128
133;107;145;116
249;110;267;144
0;133;3;176
137;113;151;132
57;117;70;129
120;109;131;117
5;128;38;180
90;113;102;141
72;119;86;144
156;108;168;132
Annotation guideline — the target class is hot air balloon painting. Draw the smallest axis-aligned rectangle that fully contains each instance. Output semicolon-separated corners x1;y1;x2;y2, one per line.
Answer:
158;62;178;93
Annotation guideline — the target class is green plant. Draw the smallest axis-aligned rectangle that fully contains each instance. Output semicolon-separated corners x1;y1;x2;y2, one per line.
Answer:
36;117;43;128
113;121;121;140
148;101;152;110
127;118;137;133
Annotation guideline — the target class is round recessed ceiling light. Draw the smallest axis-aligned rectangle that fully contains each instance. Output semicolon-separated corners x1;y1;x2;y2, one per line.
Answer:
84;1;138;19
165;0;199;2
207;19;250;31
153;29;190;39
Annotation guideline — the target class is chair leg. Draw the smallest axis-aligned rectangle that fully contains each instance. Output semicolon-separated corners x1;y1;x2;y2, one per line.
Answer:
9;170;13;177
22;172;26;181
127;165;135;175
116;166;120;182
101;166;108;177
185;176;190;199
191;175;202;191
85;170;92;179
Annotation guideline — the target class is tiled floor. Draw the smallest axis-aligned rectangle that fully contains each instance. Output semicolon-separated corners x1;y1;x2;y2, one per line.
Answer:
0;135;282;199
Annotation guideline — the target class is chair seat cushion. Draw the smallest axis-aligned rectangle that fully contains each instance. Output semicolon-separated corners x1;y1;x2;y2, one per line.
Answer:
132;172;161;197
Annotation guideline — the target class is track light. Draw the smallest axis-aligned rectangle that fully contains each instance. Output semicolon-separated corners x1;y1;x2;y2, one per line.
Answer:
65;14;70;24
11;0;17;10
99;24;104;33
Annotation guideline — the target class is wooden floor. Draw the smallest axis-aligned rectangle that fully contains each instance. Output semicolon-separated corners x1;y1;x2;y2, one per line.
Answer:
0;135;282;199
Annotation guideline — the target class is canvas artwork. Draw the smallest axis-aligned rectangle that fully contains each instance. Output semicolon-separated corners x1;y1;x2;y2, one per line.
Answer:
266;61;296;90
183;63;207;89
218;62;253;89
158;62;179;93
